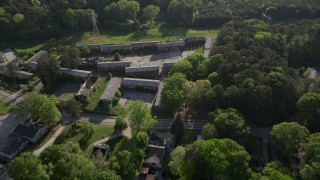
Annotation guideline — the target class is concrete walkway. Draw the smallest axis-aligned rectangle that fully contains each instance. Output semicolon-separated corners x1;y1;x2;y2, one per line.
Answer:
33;125;66;156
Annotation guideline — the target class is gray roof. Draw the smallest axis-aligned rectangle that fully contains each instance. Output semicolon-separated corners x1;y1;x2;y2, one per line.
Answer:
145;145;165;165
0;50;20;64
154;81;163;107
97;61;131;68
132;41;160;48
122;78;160;88
125;66;159;73
24;50;48;64
156;41;185;48
204;37;213;50
101;44;131;51
163;62;176;68
76;44;102;50
308;70;320;79
100;77;122;102
26;61;38;69
12;123;46;140
0;134;29;161
61;68;91;79
14;71;34;80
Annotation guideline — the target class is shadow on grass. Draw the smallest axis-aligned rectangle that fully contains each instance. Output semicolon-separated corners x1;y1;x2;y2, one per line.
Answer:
158;24;188;39
129;29;148;41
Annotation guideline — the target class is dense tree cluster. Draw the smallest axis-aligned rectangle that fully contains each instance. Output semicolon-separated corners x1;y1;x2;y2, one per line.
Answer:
1;0;319;41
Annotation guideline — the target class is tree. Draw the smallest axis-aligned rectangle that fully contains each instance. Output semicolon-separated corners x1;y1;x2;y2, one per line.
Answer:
133;131;149;149
40;142;97;180
169;60;194;80
161;73;188;113
109;150;137;178
113;52;121;61
170;112;185;144
96;170;121;180
143;5;160;25
208;108;245;139
81;46;91;57
6;62;19;79
250;161;293;180
37;55;61;90
300;133;320;180
201;123;218;140
114;116;128;133
18;93;61;125
58;45;81;69
297;92;320;132
128;101;157;134
8;153;49;180
185;80;213;112
65;99;82;120
169;139;251;179
271;122;309;154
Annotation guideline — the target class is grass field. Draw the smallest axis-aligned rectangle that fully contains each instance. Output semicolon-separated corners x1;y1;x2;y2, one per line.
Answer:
85;77;109;112
0;100;15;115
57;122;114;156
0;26;219;52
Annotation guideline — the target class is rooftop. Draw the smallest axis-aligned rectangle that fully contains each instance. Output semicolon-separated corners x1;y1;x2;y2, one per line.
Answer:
154;81;163;107
122;78;160;88
125;66;159;73
61;68;91;79
97;61;131;67
0;134;29;161
24;50;48;64
12;122;46;140
0;49;19;64
100;77;123;102
145;144;166;165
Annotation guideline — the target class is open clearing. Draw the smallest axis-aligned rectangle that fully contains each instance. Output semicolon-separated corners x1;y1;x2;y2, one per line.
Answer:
0;100;15;115
0;26;218;53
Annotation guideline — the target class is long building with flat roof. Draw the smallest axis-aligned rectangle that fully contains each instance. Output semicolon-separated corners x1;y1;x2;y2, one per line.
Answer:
97;61;131;72
61;68;91;79
122;78;160;91
125;66;160;78
99;77;122;105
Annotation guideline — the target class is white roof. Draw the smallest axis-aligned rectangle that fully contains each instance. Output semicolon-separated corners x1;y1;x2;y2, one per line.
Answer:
123;78;160;87
0;50;20;64
61;68;91;79
100;77;123;101
24;50;48;64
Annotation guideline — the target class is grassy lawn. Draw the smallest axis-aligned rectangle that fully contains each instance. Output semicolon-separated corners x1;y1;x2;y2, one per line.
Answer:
85;76;109;112
242;136;263;156
56;122;114;156
0;26;218;52
0;100;15;115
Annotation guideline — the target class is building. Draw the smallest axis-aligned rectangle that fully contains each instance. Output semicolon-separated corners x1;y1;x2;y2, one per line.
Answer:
153;81;164;111
0;49;22;74
91;144;110;160
0;120;48;162
101;44;131;53
0;134;30;162
12;122;48;143
24;50;48;69
162;62;176;73
76;44;102;53
125;66;160;78
156;41;185;51
76;75;99;101
24;50;48;65
122;78;160;92
14;71;34;80
132;41;160;50
61;68;91;79
97;61;131;73
99;77;122;105
308;69;320;79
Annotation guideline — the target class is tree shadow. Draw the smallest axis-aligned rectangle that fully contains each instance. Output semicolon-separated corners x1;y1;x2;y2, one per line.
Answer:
158;24;188;39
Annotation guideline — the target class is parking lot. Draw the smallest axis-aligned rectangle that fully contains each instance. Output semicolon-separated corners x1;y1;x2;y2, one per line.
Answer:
0;113;27;144
54;82;82;101
118;89;156;108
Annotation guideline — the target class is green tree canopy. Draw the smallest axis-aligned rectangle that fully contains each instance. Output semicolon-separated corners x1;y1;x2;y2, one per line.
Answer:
169;138;251;180
297;92;320;132
8;153;50;180
37;54;62;90
161;73;188;113
208;108;246;139
114;116;128;133
300;133;320;180
201;123;218;140
18;93;61;125
128;101;157;134
271;122;309;154
143;5;160;25
58;45;81;69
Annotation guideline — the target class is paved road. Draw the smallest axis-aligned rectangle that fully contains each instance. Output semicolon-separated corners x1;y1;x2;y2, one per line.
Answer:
33;125;66;157
154;119;207;130
0;89;24;105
